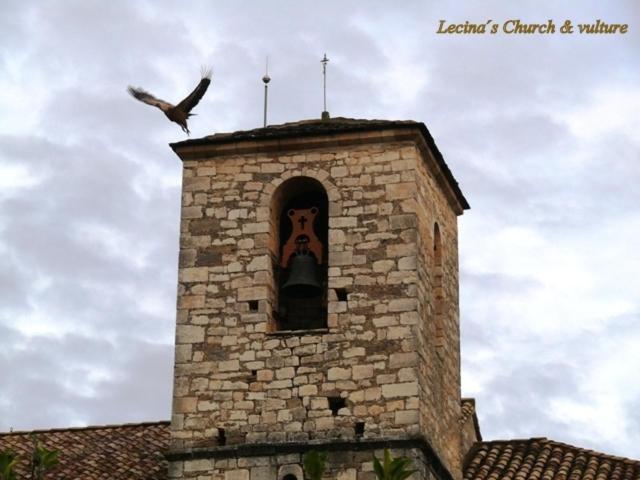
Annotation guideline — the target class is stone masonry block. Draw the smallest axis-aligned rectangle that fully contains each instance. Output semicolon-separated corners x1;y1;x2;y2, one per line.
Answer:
174;396;197;413
184;459;213;472
389;214;416;230
225;470;250;480
176;325;205;344
219;360;240;372
394;410;419;425
181;206;203;219
389;352;417;368
247;255;270;272
237;286;269;301
251;466;275;480
381;382;418;398
385;182;415;200
330;251;353;266
242;222;270;234
183;177;211;192
329;217;358;228
398;256;417;270
388;298;417;312
373;260;395;273
179;267;209;283
327;367;351;380
352;365;374;380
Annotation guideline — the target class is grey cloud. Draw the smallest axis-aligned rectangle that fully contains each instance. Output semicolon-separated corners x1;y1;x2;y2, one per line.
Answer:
0;260;30;312
463;311;640;456
474;362;583;440
0;324;173;431
0;132;178;347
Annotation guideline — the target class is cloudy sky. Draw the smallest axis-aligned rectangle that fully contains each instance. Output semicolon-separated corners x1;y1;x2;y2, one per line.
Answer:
1;0;638;460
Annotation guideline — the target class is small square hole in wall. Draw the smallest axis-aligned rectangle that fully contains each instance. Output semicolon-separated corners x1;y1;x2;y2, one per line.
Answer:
335;288;348;302
354;422;365;437
328;396;346;415
248;300;259;312
217;428;226;446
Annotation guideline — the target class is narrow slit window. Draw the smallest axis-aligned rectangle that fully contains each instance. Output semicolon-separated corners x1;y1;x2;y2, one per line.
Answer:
335;288;348;302
217;428;226;446
328;396;346;415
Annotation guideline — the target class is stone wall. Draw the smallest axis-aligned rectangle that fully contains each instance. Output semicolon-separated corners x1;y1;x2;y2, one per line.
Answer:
168;446;444;480
414;148;462;478
170;129;464;480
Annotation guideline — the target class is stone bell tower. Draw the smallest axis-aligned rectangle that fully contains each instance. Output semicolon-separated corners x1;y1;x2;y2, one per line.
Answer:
167;118;469;480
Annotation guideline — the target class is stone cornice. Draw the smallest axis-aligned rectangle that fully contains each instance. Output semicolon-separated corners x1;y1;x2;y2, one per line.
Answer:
165;435;454;480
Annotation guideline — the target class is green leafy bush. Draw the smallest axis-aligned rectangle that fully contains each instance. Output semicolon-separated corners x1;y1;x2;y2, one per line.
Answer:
303;450;328;480
0;435;59;480
372;449;416;480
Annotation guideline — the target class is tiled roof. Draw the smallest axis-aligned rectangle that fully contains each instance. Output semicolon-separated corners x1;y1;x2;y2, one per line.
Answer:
172;117;422;146
0;421;169;480
464;438;640;480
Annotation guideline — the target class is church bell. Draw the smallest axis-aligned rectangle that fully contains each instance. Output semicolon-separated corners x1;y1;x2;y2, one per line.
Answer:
282;253;322;298
280;206;324;298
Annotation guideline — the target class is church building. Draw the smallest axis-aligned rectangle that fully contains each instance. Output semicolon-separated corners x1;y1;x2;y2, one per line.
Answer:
2;117;638;480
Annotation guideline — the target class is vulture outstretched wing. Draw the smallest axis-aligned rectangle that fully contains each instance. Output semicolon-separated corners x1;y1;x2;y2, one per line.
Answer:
175;69;212;114
127;87;174;112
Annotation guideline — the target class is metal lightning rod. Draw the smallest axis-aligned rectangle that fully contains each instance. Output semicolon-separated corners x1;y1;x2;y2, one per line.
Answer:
321;53;330;120
262;57;270;127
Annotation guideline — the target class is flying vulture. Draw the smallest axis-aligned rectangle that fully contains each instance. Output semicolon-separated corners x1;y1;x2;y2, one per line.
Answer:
128;68;212;135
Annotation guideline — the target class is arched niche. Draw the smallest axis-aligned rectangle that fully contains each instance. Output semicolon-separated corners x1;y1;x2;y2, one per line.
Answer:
270;176;329;331
278;464;304;480
433;222;442;269
433;222;445;357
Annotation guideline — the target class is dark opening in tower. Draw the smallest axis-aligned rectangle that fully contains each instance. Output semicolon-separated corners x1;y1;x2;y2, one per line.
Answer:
273;177;328;331
433;222;445;356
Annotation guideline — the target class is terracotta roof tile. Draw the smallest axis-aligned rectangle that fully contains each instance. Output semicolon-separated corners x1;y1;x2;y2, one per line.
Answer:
172;117;421;145
465;439;640;480
460;398;483;442
461;398;477;425
0;421;169;480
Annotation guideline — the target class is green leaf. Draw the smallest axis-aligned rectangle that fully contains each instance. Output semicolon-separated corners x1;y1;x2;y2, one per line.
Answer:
373;455;385;480
372;449;416;480
303;450;327;480
29;434;60;480
0;450;18;480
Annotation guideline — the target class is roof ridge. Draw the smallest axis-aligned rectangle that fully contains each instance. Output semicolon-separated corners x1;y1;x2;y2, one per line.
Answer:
188;117;421;142
0;420;170;437
478;437;549;445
